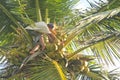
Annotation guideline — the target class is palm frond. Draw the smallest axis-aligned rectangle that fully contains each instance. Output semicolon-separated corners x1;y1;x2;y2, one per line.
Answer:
52;60;67;80
0;3;33;47
64;7;120;48
20;59;66;80
0;3;20;27
108;67;120;79
68;31;120;66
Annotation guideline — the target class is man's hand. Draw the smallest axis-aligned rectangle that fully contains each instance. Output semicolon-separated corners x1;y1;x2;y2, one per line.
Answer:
41;45;46;51
30;45;40;54
30;50;35;54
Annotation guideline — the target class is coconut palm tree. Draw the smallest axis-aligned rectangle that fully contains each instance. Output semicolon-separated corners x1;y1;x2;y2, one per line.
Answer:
0;0;120;80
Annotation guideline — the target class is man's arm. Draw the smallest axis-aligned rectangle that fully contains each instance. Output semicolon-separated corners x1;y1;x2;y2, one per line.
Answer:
30;35;45;54
39;35;46;50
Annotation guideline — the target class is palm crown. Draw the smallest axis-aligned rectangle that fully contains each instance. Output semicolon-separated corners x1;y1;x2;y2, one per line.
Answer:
0;0;120;80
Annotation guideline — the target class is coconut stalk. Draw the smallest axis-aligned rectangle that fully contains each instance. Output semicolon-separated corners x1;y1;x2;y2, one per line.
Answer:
35;0;42;21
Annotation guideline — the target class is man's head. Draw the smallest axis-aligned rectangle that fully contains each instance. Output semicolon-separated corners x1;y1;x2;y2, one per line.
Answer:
47;23;54;29
47;23;56;35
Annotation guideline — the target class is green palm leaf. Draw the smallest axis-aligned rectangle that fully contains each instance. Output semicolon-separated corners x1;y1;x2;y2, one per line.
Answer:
19;59;66;80
64;7;120;48
0;3;32;47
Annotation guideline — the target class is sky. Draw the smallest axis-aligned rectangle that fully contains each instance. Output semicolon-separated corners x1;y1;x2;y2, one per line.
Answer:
73;0;108;11
74;0;91;10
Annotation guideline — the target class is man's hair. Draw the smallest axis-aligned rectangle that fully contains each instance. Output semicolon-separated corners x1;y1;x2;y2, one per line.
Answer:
47;23;54;29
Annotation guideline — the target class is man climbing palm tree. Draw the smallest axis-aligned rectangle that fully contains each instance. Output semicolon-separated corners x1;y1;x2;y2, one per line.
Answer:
25;21;56;54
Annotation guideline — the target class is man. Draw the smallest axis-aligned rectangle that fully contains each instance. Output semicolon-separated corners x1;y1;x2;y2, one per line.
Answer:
25;22;56;54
